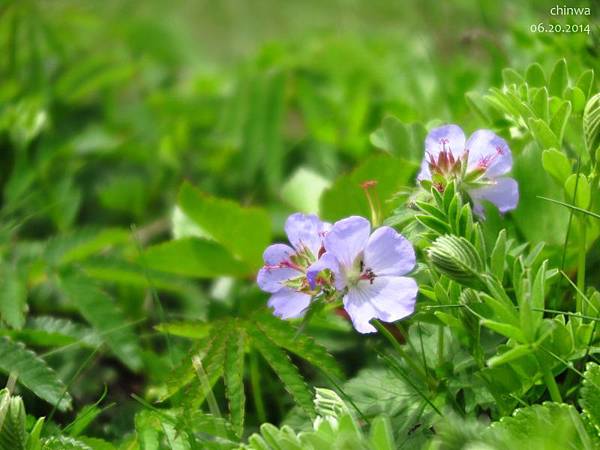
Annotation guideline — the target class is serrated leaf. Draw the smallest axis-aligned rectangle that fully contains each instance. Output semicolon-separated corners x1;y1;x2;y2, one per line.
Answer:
142;237;250;278
541;148;571;185
3;316;101;348
60;274;143;371
256;312;343;379
548;59;568;97
580;362;600;432
490;402;598;449
177;181;271;269
0;338;71;411
224;325;246;437
247;324;315;418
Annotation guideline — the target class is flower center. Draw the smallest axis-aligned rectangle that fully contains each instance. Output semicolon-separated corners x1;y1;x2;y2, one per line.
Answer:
345;255;376;287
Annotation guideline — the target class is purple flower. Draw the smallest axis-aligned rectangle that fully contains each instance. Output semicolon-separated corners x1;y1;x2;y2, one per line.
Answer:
418;124;519;217
257;213;330;319
309;216;418;333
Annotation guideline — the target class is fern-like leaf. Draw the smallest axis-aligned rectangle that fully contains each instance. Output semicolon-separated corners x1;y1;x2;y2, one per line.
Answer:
60;274;143;371
0;338;71;411
256;312;343;379
247;324;315;418
224;322;246;437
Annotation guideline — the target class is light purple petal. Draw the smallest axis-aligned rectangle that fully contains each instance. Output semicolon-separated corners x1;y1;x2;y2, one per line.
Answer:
285;213;328;257
465;130;512;178
257;266;300;293
268;288;311;319
363;227;415;277
469;177;519;218
418;124;466;181
324;216;371;269
306;252;342;290
343;276;418;334
263;243;295;265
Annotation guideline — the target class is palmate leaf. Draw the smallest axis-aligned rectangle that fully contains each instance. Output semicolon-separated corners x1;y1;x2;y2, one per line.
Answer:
247;323;315;418
0;390;27;450
224;324;246;437
59;274;143;371
580;362;600;434
255;312;343;380
489;402;599;449
0;338;71;411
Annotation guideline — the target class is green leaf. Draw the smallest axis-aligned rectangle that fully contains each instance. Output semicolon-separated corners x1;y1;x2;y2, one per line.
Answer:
177;181;271;269
142;238;250;278
549;101;571;145
0;391;27;450
528;117;559;150
45;228;130;266
0;338;71;411
580;362;600;433
525;63;546;87
541;148;571;185
369;416;394;450
224;325;246;437
320;155;418;221
531;87;549;122
281;168;331;214
502;68;524;86
0;264;27;329
583;93;600;157
576;70;595;98
487;345;533;368
155;321;211;340
564;174;591;209
490;229;507;280
530;261;547;326
247;323;315;418
548;59;568;97
41;436;94;450
60;274;143;371
256;311;343;379
369;116;425;162
480;320;526;342
490;402;598;449
2;316;101;348
564;86;586;113
27;417;44;450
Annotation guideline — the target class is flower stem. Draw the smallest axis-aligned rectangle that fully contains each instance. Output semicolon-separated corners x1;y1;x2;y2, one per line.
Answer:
372;320;428;381
542;369;562;403
577;218;587;315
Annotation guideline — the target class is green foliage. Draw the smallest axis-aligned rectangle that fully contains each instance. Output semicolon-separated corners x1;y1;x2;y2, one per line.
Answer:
0;339;71;411
0;390;27;450
580;362;600;434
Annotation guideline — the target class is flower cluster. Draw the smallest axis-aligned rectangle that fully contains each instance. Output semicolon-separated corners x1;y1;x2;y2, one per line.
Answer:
257;213;418;333
257;124;519;333
418;124;519;217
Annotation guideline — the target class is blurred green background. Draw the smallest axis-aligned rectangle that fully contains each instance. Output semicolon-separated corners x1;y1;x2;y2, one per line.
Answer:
0;0;598;443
